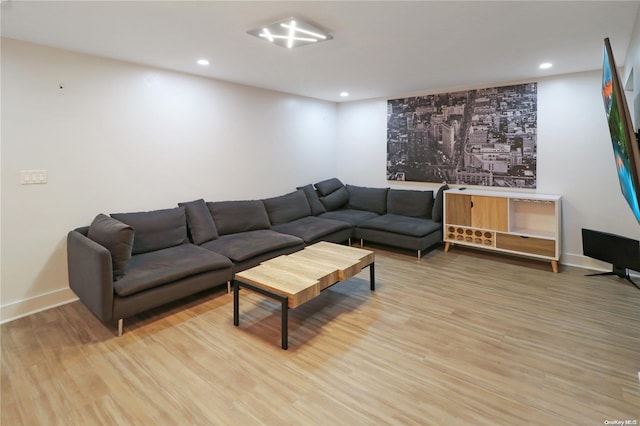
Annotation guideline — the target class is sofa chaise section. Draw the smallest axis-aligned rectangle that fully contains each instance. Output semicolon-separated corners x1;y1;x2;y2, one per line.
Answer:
67;208;233;335
355;214;442;259
356;186;447;259
299;178;446;258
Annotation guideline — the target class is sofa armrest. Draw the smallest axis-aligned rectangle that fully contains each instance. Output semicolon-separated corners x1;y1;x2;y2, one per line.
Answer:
67;230;114;322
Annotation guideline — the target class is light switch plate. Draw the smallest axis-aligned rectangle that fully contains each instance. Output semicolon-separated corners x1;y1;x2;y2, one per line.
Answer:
20;170;47;185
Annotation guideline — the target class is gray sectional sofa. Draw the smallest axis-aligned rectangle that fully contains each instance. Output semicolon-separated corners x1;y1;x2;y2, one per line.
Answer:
67;178;446;335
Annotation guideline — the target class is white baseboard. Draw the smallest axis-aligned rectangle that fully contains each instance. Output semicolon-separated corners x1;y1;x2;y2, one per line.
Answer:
562;252;640;278
562;252;610;271
1;288;78;324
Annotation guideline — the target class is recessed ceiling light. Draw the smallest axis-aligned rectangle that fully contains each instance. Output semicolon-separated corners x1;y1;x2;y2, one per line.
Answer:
340;92;349;97
248;17;333;49
197;59;210;66
539;62;553;69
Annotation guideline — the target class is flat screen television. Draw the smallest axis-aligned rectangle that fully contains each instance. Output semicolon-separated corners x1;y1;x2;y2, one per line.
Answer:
601;37;640;223
582;228;640;289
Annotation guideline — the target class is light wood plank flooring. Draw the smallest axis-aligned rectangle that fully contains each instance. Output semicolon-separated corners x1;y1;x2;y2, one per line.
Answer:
2;245;639;425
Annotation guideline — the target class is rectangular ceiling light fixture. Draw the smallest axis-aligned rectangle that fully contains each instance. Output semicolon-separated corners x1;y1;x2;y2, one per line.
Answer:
247;17;333;49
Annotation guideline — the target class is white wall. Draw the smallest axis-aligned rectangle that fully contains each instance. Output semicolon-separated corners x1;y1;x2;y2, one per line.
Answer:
623;5;640;127
0;38;338;322
336;71;640;270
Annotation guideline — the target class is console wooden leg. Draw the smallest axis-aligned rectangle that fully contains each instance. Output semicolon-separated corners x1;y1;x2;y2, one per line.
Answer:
551;260;559;273
444;242;451;252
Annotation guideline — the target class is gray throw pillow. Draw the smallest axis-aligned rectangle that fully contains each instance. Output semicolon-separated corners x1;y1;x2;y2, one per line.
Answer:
387;189;434;218
297;184;326;215
431;184;449;222
263;190;312;225
314;178;345;196
319;186;349;211
346;185;389;214
111;207;188;255
87;214;134;281
178;199;219;245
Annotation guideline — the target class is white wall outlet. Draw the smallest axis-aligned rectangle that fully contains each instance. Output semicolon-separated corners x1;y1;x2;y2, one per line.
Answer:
20;170;47;185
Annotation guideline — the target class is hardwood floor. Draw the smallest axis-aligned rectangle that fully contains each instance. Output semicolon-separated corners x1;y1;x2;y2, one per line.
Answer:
2;245;639;425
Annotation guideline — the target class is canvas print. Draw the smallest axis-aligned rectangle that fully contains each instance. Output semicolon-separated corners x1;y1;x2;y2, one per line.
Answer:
387;83;537;188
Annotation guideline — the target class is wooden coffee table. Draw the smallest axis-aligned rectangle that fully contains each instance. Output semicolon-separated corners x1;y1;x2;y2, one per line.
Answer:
233;241;375;349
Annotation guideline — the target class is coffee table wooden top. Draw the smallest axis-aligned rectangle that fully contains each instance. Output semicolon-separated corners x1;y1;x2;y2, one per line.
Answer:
234;242;374;308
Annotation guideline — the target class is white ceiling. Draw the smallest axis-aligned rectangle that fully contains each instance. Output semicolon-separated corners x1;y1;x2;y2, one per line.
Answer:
2;1;639;103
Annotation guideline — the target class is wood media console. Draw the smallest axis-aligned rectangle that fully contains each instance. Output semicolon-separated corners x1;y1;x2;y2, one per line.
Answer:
443;188;562;272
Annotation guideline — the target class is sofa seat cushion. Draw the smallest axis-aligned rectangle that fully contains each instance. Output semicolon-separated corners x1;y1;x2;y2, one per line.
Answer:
358;214;441;237
114;244;232;297
319;209;379;226
201;230;303;262
272;216;351;243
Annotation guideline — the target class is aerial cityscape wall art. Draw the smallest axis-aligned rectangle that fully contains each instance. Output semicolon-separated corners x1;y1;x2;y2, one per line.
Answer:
387;83;537;188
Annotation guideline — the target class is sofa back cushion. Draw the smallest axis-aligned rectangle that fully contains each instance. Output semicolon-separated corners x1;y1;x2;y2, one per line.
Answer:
206;200;271;235
111;207;188;255
319;186;349;211
297;184;326;215
431;184;449;222
178;199;219;245
347;185;389;215
387;189;434;219
315;178;345;196
314;178;349;211
87;214;134;281
263;190;312;225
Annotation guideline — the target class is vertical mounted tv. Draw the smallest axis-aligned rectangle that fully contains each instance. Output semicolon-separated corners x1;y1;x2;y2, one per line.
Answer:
601;37;640;223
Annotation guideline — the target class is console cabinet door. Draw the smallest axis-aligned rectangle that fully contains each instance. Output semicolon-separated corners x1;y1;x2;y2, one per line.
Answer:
470;196;508;231
446;194;471;226
446;194;508;231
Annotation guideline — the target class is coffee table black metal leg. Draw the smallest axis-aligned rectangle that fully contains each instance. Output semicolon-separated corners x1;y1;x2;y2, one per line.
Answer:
370;262;375;291
281;298;288;350
233;279;290;350
233;279;239;326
